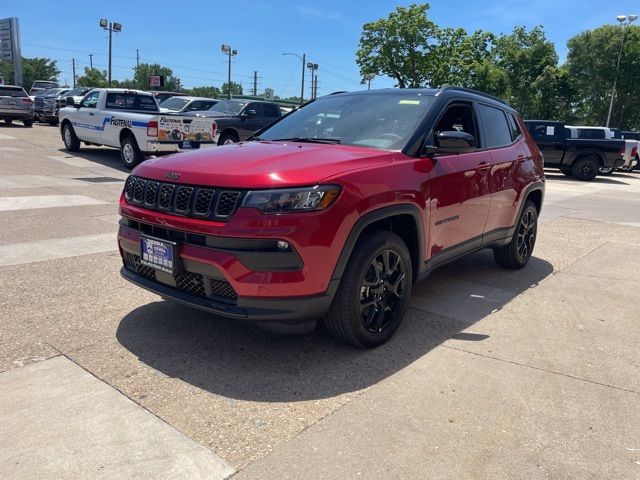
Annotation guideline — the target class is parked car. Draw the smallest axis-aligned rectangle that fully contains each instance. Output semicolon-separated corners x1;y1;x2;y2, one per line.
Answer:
0;85;34;127
150;91;187;104
525;120;624;180
34;88;70;125
612;129;639;172
28;80;60;97
184;99;282;145
118;86;545;347
158;96;218;113
59;88;218;168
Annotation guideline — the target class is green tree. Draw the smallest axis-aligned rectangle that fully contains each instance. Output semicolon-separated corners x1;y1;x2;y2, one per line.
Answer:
125;63;182;91
187;86;221;98
566;24;640;129
221;81;243;96
0;57;59;89
356;3;439;88
76;67;107;88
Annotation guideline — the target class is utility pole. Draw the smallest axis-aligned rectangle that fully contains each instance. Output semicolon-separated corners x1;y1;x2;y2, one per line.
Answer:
99;19;122;88
314;75;318;99
253;71;258;96
221;44;238;99
72;58;76;87
89;53;93;69
136;49;140;70
606;14;638;127
306;62;318;99
283;53;307;105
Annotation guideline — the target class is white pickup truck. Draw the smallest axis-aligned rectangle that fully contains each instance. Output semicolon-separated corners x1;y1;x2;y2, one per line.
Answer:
58;88;218;168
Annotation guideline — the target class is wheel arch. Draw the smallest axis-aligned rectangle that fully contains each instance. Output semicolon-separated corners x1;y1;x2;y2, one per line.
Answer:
331;204;425;284
119;128;136;144
218;128;240;143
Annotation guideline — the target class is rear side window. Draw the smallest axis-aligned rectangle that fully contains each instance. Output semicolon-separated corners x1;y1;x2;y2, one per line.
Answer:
527;123;559;140
576;128;606;139
263;103;280;118
506;113;521;142
246;103;264;117
0;86;27;97
478;104;512;148
106;93;158;112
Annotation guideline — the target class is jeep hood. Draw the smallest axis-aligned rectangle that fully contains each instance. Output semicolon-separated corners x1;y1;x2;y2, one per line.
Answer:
133;141;394;188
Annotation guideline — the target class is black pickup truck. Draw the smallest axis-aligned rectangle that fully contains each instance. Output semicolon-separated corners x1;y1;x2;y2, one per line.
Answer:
525;120;625;181
183;99;282;145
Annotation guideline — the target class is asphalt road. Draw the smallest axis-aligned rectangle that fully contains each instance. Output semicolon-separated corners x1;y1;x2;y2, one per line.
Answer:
1;122;639;479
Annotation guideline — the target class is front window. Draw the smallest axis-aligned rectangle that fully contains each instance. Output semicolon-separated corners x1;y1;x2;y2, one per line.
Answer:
211;100;247;115
159;97;190;111
259;92;434;150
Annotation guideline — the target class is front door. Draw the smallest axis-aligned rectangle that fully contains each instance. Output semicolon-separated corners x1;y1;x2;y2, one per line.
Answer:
426;101;492;264
72;90;101;142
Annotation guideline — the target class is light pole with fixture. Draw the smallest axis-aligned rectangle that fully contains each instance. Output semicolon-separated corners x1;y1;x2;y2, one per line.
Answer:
221;44;238;99
99;19;122;88
306;62;318;99
283;52;306;105
606;14;638;127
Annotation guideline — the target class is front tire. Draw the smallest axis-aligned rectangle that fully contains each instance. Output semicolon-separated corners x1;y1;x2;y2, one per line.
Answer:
120;134;145;169
23;119;34;127
4;119;12;125
493;200;538;269
324;231;413;348
62;123;80;152
571;156;598;181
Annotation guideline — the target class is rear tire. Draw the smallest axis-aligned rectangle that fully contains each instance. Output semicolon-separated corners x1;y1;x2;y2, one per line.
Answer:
218;131;238;146
23;119;34;127
4;119;12;125
62;122;80;152
324;231;413;348
571;156;598;181
493;200;538;269
47;119;58;126
120;134;145;169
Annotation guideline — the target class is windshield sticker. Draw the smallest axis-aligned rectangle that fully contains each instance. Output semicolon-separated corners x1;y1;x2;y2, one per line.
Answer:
399;99;421;105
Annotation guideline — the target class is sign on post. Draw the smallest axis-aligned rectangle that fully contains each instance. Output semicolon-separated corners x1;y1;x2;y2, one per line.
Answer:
264;88;274;100
149;75;165;88
0;18;22;86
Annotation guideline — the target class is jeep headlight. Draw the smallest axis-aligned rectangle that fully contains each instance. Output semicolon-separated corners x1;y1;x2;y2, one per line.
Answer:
243;185;341;213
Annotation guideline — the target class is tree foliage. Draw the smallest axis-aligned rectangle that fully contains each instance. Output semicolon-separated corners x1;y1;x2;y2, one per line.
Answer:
76;67;107;88
221;81;243;96
118;63;182;91
0;57;60;90
186;86;221;98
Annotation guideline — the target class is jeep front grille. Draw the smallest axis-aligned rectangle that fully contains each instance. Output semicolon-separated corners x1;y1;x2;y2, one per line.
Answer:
123;175;243;222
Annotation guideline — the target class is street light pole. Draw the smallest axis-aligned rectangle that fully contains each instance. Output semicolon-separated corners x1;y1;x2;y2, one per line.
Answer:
222;44;238;99
606;14;638;127
283;53;307;105
306;62;318;99
99;19;122;88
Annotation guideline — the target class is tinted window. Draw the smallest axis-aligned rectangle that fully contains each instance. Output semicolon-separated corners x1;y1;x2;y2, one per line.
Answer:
263;103;280;117
576;128;605;139
0;86;27;97
106;92;158;112
527;123;559;140
80;91;100;108
506;113;521;142
212;100;247;115
478;104;512;148
433;103;478;146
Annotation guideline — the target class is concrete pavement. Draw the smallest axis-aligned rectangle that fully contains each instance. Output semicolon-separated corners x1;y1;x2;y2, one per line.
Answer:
0;122;639;478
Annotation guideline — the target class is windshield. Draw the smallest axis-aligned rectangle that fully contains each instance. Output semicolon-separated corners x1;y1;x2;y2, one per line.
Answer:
211;100;247;115
64;88;89;97
159;97;190;111
41;88;65;96
33;81;58;89
259;92;434;150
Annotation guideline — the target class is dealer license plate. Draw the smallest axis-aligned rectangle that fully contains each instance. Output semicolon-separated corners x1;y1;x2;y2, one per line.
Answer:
140;236;175;274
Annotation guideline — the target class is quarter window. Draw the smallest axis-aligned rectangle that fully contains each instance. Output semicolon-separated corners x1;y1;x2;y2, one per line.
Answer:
478;104;512;148
506;113;521;142
263;104;280;118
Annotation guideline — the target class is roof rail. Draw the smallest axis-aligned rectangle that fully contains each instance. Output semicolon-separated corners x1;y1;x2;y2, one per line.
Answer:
440;86;509;106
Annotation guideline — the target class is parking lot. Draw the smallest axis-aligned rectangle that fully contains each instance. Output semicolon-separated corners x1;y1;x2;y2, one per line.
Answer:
1;123;639;479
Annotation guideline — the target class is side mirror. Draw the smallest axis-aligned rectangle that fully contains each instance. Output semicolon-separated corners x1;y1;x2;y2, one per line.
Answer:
241;109;257;119
432;131;476;154
66;96;76;107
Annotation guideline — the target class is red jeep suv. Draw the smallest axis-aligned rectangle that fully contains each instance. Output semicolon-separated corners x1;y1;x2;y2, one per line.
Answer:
118;87;544;347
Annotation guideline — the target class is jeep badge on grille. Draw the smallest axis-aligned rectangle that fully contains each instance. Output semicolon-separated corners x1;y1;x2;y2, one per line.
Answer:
165;172;181;180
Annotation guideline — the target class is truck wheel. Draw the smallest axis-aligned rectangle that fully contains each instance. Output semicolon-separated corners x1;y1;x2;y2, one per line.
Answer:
598;166;615;175
47;119;59;126
4;119;12;125
62;123;80;152
121;135;145;169
493;200;537;269
23;119;34;128
218;132;238;145
571;156;598;181
324;231;412;348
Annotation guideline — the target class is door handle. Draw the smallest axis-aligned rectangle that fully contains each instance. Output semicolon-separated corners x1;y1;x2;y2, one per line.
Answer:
475;162;492;173
89;112;95;116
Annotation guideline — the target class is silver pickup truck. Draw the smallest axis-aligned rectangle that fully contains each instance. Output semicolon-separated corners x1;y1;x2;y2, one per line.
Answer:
58;88;218;168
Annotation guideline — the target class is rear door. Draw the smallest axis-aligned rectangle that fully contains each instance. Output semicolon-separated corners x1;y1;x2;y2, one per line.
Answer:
527;122;564;165
72;90;102;142
426;101;492;262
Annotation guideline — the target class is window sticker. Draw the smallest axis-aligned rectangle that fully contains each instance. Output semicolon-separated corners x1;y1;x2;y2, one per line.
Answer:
546;126;555;136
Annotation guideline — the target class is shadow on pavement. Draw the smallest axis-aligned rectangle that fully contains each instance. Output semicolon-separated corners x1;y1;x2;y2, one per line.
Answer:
117;251;553;402
56;147;130;174
543;171;630;185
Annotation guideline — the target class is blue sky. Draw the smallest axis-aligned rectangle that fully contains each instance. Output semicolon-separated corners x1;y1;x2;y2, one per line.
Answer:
3;1;637;97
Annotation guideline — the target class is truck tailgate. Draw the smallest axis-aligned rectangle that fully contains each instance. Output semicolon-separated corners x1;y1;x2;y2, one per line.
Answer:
158;116;217;143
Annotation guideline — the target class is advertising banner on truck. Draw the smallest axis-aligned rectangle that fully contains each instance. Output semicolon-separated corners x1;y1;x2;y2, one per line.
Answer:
158;117;217;143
